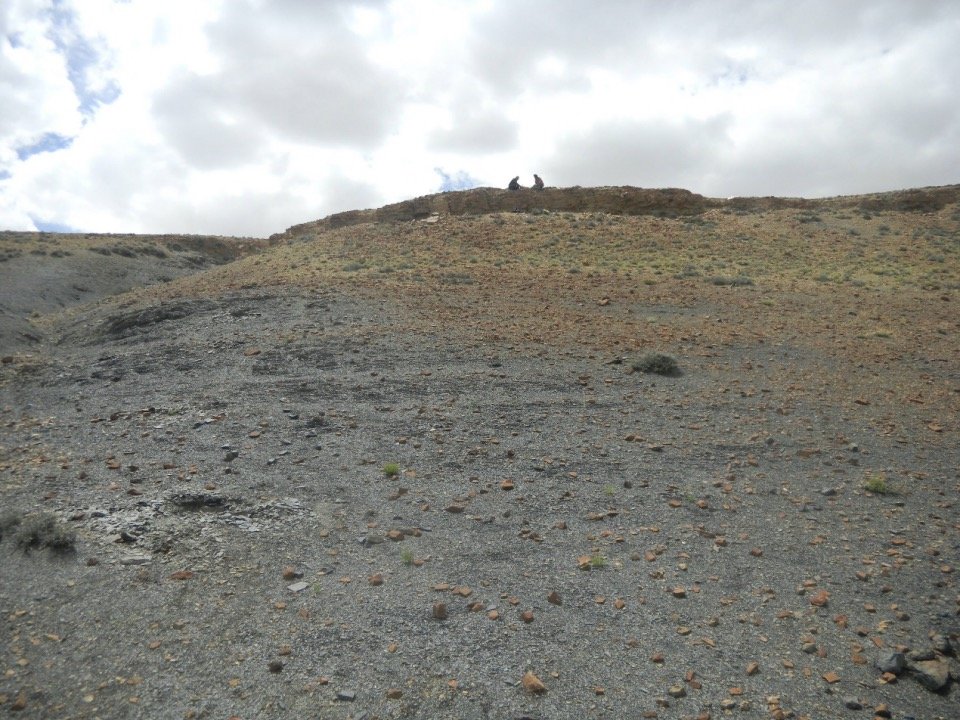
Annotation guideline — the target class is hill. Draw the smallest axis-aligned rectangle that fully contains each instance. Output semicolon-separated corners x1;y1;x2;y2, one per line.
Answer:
0;185;958;719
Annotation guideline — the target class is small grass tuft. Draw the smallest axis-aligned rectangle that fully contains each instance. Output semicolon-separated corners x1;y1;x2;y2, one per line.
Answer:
590;552;607;569
383;462;401;478
863;472;894;495
400;548;415;566
632;353;681;377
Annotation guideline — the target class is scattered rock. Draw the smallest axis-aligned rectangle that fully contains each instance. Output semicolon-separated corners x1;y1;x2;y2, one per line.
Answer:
522;671;547;694
875;650;906;675
930;633;953;655
336;689;356;702
547;590;562;606
908;658;950;692
282;565;301;580
267;660;283;673
432;602;447;620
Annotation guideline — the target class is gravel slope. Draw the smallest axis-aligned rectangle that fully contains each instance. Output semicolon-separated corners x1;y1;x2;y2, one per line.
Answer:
1;284;957;720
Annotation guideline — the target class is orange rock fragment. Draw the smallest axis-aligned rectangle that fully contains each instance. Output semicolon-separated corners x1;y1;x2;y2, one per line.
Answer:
522;670;547;694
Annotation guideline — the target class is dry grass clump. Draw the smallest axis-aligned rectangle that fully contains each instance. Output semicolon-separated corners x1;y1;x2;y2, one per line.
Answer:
632;353;681;376
1;511;77;553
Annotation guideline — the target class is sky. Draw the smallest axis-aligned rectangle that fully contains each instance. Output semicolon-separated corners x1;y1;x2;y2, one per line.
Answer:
1;1;958;238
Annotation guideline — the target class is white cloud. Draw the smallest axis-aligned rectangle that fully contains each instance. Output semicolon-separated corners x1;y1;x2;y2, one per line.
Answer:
0;0;958;236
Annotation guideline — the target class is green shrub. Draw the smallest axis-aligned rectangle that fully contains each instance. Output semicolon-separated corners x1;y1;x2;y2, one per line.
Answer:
864;472;894;495
383;462;401;478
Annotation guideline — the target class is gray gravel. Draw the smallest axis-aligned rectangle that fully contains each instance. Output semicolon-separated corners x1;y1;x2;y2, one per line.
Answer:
1;288;958;719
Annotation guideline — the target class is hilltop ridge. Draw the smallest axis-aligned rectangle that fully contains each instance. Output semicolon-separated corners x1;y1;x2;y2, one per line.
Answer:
274;182;960;240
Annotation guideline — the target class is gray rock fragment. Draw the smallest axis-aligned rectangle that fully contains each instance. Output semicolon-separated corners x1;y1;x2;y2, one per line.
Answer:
930;633;953;655
876;650;906;674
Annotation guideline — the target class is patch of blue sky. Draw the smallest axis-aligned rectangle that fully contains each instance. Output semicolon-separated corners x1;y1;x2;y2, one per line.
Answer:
7;32;23;48
32;217;78;233
435;168;481;192
16;132;74;160
48;0;120;116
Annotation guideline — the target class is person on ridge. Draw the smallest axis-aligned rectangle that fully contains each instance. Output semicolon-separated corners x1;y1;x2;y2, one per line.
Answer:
508;176;521;190
533;174;544;190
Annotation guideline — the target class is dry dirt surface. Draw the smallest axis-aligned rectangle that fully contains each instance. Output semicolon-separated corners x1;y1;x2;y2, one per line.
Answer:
1;186;958;720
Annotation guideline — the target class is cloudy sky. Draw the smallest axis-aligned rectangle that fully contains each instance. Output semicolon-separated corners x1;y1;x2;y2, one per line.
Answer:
1;1;958;237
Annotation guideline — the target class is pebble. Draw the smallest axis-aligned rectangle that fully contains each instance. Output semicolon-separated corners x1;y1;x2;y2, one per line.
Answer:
336;689;356;702
287;581;309;592
843;696;863;710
